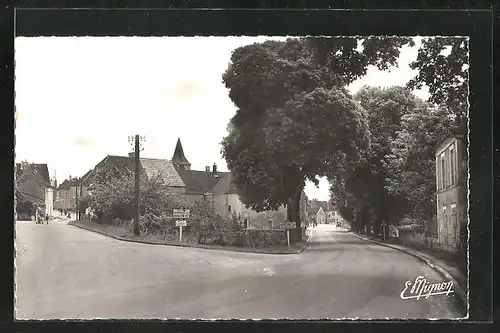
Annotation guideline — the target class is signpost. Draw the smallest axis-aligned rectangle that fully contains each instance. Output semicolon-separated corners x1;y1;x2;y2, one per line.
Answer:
280;221;295;247
175;220;187;242
173;209;190;219
173;209;189;243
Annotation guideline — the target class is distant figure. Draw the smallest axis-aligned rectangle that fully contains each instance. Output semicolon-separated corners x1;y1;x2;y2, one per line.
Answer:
45;214;49;224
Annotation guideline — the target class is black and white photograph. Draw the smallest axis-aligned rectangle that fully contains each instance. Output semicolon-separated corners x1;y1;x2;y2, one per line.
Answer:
14;35;469;320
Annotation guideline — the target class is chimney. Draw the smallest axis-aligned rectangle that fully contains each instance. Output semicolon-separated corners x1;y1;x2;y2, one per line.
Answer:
212;163;217;173
69;175;72;181
128;151;135;158
205;166;211;172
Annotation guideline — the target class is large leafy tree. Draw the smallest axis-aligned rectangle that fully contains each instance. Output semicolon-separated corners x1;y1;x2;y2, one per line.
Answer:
330;86;420;234
407;37;468;131
385;105;458;223
221;37;413;236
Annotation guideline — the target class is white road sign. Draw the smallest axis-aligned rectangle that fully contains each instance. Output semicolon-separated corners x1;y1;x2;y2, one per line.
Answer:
281;221;296;229
175;220;187;227
173;209;190;219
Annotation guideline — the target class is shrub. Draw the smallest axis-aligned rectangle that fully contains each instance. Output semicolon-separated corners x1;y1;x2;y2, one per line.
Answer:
397;223;424;234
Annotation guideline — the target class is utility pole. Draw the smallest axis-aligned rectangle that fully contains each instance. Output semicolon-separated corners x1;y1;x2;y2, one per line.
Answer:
129;135;145;236
79;180;83;220
75;180;79;220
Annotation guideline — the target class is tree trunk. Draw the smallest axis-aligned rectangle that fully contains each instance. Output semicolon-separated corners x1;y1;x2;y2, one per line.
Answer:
286;186;303;242
365;206;372;236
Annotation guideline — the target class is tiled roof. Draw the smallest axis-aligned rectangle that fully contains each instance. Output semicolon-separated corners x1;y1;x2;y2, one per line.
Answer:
95;155;185;187
212;172;238;195
308;200;329;215
177;170;227;194
16;173;47;204
57;178;79;190
80;169;94;187
140;158;185;187
16;163;50;185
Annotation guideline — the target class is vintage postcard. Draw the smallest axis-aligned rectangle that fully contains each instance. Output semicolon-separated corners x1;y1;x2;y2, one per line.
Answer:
14;35;469;320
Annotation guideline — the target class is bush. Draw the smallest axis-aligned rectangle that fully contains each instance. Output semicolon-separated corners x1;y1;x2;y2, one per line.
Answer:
397;223;424;234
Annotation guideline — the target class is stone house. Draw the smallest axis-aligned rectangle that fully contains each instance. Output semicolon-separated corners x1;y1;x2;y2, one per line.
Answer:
327;209;345;226
15;161;55;218
82;153;186;197
308;200;329;224
171;138;223;204
433;135;467;252
171;138;308;229
55;177;80;211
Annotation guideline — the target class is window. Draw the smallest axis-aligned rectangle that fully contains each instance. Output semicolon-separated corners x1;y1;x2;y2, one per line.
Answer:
228;205;231;212
450;148;455;185
441;156;446;189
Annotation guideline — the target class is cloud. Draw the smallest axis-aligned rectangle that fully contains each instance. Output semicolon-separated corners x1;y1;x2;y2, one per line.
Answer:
159;80;205;100
72;135;95;148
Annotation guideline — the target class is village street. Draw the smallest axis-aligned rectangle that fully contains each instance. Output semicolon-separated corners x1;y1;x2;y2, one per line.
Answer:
15;221;462;320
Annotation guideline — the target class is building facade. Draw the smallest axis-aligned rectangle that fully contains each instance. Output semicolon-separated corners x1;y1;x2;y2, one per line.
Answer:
435;135;467;252
15;161;55;217
316;207;326;224
55;177;80;211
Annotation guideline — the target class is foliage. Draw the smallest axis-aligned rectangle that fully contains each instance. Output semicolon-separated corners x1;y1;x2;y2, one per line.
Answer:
16;200;35;215
407;37;468;129
330;86;422;233
384;105;458;221
89;168;188;222
78;194;91;212
397;223;425;234
221;37;407;231
306;36;415;85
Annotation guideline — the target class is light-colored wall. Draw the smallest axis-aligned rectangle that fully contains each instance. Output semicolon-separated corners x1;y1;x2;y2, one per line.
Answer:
44;188;54;216
316;209;326;224
55;186;78;210
435;137;466;252
214;193;288;229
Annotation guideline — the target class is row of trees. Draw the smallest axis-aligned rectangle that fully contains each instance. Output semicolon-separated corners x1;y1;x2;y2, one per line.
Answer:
329;87;462;235
221;37;468;239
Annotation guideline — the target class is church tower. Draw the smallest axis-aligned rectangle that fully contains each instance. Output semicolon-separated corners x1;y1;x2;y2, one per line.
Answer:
171;138;191;171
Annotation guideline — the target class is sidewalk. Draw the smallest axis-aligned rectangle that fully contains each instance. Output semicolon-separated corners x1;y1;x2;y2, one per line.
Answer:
349;231;467;309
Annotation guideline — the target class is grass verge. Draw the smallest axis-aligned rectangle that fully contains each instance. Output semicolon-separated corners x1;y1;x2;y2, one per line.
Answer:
69;219;308;255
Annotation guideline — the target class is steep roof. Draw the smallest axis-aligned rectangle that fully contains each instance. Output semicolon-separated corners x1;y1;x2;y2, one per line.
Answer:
57;178;79;190
16;173;48;204
308;200;329;215
140;158;185;187
16;163;50;185
80;169;94;187
171;138;191;168
212;172;238;195
93;155;185;187
176;169;227;194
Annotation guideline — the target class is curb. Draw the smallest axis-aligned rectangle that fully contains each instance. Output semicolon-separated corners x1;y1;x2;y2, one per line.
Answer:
297;229;313;254
349;232;467;309
69;222;310;255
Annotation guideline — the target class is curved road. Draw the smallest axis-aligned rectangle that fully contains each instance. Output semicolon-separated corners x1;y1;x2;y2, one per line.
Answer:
15;221;463;319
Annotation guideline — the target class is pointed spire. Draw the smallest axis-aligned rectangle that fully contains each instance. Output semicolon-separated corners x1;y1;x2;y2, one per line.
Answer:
172;138;191;170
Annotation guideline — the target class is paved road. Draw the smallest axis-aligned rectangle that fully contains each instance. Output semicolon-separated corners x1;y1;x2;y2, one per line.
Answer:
15;222;463;319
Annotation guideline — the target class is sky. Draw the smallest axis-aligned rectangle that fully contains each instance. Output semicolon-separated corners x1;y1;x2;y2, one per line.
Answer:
14;36;429;201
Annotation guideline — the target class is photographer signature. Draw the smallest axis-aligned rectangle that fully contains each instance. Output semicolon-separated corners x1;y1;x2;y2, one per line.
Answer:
400;275;454;300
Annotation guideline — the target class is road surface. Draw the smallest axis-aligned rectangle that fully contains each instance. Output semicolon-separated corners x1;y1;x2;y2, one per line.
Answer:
15;221;463;319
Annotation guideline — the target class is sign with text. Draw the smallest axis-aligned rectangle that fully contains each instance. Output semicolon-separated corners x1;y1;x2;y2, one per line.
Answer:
280;221;296;229
173;209;190;219
175;220;187;227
